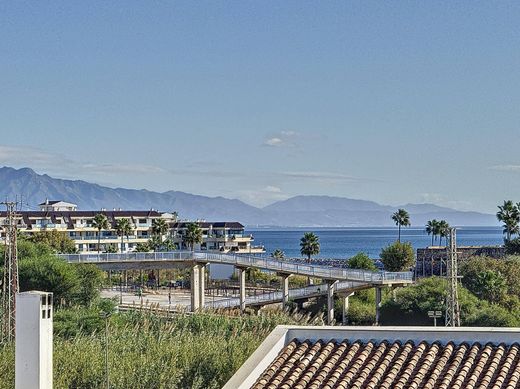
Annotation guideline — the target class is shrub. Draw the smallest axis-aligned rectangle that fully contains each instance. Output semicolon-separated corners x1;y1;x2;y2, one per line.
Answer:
505;237;520;255
380;241;415;271
347;252;377;271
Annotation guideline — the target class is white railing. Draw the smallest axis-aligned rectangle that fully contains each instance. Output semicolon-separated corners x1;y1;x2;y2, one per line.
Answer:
205;280;365;309
58;251;413;283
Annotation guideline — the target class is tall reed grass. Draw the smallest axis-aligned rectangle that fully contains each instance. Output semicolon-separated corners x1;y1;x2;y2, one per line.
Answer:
0;309;316;388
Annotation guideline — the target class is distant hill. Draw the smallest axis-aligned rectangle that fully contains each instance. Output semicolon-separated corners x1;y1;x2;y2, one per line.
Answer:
0;166;498;227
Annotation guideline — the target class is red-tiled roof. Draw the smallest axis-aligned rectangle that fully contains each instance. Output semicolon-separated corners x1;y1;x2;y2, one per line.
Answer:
252;338;520;389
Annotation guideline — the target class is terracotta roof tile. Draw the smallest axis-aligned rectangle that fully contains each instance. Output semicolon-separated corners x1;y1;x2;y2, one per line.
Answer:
252;339;520;389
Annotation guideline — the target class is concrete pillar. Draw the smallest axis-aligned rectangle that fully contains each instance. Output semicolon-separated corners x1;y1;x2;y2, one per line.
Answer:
156;269;160;288
327;281;338;325
191;264;200;312
281;274;290;310
238;267;246;313
108;270;112;285
342;292;354;325
199;264;206;309
375;287;382;326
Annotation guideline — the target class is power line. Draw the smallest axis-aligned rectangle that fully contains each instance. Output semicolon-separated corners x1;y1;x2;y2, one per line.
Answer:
1;200;20;342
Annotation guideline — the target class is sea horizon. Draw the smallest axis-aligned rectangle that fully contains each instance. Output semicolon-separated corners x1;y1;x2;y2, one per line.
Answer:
245;226;504;259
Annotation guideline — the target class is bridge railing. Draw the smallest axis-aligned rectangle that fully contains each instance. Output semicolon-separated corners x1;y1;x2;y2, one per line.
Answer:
206;280;366;309
58;251;413;283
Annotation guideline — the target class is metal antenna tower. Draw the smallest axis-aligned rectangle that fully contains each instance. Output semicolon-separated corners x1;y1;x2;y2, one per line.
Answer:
445;227;461;327
1;201;19;342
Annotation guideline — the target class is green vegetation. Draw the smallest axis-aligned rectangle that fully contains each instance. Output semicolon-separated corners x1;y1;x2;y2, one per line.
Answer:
0;310;311;389
115;218;133;252
271;249;285;259
391;208;410;242
497;200;520;241
300;232;320;262
346;252;377;271
6;239;104;305
505;237;520;255
380;277;519;327
151;218;169;240
92;213;109;253
425;219;450;246
25;230;77;254
380;241;415;271
184;222;203;251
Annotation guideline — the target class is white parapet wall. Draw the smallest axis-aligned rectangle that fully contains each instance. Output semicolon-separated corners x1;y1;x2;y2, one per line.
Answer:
15;291;53;389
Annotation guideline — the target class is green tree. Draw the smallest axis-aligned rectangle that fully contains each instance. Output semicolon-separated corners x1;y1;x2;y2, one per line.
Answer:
425;219;438;246
380;276;519;326
300;232;320;285
474;270;507;304
438;220;450;246
347;252;377;271
91;213;109;253
135;242;150;252
73;263;104;307
300;232;320;262
152;218;169;242
497;200;520;241
505;237;520;255
19;255;79;304
115;218;133;252
271;249;285;260
184;222;203;251
27;230;77;253
380;241;415;271
391;209;411;242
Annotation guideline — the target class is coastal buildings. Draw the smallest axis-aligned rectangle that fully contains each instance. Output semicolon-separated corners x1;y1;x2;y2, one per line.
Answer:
0;200;264;254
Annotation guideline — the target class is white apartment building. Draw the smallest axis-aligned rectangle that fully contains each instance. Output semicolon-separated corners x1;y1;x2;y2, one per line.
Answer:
0;200;264;254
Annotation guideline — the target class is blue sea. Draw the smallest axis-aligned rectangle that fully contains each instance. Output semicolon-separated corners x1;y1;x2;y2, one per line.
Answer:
246;227;504;259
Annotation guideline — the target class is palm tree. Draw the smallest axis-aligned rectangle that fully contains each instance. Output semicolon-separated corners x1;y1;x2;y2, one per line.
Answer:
497;200;520;241
184;222;203;251
425;219;438;246
271;249;285;260
92;213;109;253
438;220;450;246
300;232;320;262
115;218;133;253
300;232;320;285
152;218;169;243
391;209;411;242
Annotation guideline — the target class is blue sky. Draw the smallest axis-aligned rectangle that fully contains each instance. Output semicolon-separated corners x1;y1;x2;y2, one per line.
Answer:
1;2;520;212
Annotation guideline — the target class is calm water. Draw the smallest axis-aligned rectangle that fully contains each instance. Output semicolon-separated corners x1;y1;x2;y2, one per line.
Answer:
246;227;504;259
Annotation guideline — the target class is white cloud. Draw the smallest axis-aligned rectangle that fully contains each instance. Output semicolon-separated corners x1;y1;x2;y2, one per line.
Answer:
490;165;520;172
419;192;473;211
263;137;284;147
0;145;167;178
281;171;365;183
263;185;282;193
237;185;289;206
262;130;300;148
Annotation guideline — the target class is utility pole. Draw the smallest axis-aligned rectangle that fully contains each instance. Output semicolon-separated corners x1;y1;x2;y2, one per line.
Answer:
445;227;461;327
1;201;20;342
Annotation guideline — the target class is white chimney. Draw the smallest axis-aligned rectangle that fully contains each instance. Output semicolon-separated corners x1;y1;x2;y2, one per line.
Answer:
15;291;53;389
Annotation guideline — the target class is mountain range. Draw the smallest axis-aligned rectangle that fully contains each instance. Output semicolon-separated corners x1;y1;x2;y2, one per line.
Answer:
0;166;497;227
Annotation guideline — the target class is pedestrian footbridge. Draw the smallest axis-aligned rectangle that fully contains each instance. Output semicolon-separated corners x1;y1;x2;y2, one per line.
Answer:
58;251;413;324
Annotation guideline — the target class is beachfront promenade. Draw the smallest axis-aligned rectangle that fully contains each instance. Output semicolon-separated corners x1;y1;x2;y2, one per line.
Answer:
58;251;413;324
